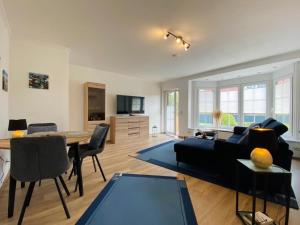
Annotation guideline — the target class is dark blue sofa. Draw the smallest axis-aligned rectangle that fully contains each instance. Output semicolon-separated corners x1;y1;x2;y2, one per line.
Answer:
174;118;293;177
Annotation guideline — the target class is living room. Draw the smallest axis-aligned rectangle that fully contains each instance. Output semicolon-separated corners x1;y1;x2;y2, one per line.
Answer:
0;1;300;225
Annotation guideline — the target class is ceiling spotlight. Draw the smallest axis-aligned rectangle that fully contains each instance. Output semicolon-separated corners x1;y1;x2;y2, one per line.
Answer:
176;37;182;44
164;33;170;40
184;43;190;51
163;31;191;51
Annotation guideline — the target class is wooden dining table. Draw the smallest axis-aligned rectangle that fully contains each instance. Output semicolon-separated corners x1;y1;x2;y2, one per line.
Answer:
0;131;91;218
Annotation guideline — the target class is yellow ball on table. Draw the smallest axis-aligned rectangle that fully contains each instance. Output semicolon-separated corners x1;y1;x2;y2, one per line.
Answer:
250;148;273;169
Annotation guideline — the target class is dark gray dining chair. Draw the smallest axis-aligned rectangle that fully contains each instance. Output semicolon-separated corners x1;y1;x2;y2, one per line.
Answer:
68;124;110;190
10;136;71;225
27;123;58;134
27;123;58;186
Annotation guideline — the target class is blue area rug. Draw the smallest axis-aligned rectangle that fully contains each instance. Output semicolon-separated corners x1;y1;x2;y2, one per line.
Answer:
77;173;198;225
135;140;299;209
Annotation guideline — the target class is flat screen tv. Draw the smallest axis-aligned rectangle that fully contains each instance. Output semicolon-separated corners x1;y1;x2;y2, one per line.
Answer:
117;95;145;114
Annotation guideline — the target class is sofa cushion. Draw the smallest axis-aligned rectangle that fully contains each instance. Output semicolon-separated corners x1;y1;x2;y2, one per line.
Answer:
260;117;276;128
265;120;288;137
174;137;215;152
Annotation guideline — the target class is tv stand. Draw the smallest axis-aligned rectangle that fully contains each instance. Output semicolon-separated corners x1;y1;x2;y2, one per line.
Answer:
110;115;149;144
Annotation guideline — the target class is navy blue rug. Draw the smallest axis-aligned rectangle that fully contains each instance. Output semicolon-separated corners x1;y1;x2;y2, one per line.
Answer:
135;140;299;209
77;173;198;225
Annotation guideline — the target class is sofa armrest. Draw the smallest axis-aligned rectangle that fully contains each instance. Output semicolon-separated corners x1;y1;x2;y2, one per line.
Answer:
233;126;247;135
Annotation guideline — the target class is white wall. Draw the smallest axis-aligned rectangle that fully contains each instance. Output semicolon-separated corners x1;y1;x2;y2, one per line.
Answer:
9;40;70;130
0;0;9;137
69;65;161;133
0;0;10;188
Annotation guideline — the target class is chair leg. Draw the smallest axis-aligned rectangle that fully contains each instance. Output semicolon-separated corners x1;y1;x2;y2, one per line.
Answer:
54;178;70;219
95;155;106;182
25;182;36;207
74;159;83;192
74;178;78;193
39;180;42;186
21;182;25;189
58;176;70;196
92;156;97;172
18;182;35;225
68;167;74;180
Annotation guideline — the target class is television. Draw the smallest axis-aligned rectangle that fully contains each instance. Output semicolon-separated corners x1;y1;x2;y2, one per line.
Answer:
117;95;145;114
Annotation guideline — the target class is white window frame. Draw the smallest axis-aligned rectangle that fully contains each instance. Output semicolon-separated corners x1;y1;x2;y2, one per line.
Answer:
241;82;268;126
273;75;293;137
219;86;240;129
196;87;216;128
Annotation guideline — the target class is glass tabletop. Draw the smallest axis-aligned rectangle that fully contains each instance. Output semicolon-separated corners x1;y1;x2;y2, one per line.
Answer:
237;159;290;174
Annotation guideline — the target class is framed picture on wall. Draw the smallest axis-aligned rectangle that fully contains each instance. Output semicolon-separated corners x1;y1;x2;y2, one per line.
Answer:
2;69;8;92
29;72;49;89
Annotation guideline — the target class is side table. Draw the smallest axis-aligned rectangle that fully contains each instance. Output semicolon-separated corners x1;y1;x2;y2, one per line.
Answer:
235;159;291;225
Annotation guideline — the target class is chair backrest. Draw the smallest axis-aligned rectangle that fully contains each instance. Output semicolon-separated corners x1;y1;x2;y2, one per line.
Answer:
10;136;69;182
88;123;110;152
27;123;58;134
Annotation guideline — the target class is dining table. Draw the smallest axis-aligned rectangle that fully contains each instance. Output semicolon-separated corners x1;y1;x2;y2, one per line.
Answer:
0;131;92;218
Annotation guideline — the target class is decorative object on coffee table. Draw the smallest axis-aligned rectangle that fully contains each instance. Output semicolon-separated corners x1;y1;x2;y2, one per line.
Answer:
236;159;291;225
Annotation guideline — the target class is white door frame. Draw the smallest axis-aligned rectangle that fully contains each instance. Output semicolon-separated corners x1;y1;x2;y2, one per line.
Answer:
164;90;179;135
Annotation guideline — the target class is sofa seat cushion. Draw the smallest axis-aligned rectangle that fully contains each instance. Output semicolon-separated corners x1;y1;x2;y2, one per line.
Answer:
174;137;215;152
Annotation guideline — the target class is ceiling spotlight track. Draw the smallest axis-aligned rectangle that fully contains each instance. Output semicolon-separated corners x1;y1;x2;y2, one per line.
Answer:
164;31;191;51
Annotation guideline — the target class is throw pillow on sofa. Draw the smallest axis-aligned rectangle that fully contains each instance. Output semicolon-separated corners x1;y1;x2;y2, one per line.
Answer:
264;120;288;137
260;117;276;128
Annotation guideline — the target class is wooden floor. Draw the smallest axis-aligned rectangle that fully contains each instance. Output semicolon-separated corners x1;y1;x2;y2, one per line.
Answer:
0;135;299;225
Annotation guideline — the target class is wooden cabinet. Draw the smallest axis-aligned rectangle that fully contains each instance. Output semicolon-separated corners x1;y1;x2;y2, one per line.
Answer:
84;82;106;132
110;116;149;144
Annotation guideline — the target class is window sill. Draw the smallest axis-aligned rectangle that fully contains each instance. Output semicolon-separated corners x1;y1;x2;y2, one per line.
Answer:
285;138;300;143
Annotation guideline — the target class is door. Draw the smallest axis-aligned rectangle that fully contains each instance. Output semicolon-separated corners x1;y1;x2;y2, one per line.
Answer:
165;90;179;135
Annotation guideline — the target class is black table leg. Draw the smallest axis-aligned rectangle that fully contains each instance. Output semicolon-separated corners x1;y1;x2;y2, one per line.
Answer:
235;161;239;214
285;174;291;225
252;173;257;225
263;174;269;214
73;143;84;196
8;175;16;218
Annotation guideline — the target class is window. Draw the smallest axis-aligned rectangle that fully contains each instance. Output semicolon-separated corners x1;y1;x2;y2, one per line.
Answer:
274;77;292;132
198;89;214;127
243;83;267;126
220;87;239;128
132;97;142;111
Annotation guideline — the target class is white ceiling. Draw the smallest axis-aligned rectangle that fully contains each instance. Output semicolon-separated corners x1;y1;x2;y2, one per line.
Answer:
4;0;300;81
